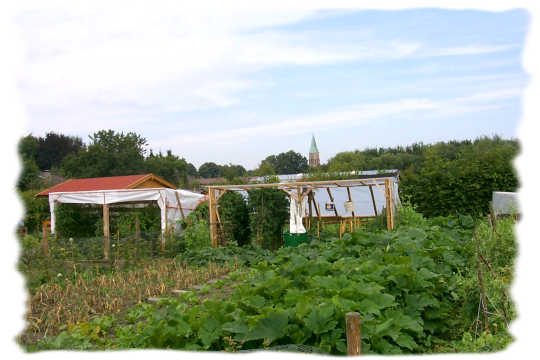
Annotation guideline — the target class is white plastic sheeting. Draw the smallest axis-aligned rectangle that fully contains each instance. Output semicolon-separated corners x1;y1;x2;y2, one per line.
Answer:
310;180;400;218
492;191;519;215
47;188;206;234
290;196;308;234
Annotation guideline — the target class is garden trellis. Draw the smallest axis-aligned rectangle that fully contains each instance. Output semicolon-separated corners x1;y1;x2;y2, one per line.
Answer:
207;175;400;247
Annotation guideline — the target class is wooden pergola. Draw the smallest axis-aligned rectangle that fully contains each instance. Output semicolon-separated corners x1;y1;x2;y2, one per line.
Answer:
207;177;397;247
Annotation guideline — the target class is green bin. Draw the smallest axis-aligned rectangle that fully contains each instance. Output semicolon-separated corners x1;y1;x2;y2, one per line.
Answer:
283;230;309;247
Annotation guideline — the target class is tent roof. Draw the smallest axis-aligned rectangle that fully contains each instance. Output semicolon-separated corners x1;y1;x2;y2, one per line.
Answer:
37;174;176;197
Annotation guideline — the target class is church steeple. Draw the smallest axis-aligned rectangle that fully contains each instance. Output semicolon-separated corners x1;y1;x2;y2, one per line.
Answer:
309;134;320;168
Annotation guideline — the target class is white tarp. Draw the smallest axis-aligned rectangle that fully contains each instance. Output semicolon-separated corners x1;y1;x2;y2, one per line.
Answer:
309;178;401;218
48;188;206;234
290;196;308;234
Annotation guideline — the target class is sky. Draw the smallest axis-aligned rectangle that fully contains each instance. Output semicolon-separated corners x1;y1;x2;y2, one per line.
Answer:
13;2;529;170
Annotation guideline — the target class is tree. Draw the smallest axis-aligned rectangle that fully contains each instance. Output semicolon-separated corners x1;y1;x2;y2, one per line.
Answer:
61;130;147;178
145;150;189;186
261;150;309;175
255;160;276;177
18;134;40;161
223;163;247;181
36;132;84;170
198;162;222;178
187;163;198;178
18;157;41;191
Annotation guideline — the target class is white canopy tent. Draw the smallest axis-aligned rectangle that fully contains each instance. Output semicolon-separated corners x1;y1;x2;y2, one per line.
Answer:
47;187;206;234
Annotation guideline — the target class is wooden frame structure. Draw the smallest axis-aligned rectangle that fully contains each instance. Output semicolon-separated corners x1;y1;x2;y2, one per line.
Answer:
206;177;397;247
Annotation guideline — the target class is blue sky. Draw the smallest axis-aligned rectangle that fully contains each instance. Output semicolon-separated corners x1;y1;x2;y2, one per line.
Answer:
15;3;529;169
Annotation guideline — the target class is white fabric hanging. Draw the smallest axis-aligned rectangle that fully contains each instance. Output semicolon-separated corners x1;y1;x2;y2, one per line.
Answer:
289;195;307;234
47;188;206;234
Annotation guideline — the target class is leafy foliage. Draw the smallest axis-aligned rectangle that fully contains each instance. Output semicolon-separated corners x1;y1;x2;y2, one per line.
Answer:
218;192;250;246
60;130;148;178
19;190;50;232
247;188;289;249
400;137;519;217
260;150;309;175
26;209;516;354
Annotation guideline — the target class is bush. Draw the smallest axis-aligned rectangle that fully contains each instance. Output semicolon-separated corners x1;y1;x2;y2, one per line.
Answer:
247;188;289;250
218;192;250;246
19;190;50;233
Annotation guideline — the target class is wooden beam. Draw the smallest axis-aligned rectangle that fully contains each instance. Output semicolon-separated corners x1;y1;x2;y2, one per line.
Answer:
280;187;297;200
385;179;393;231
326;187;339;217
308;192;313;218
368;185;378;216
174;191;185;219
206;177;396;191
388;180;395;230
215;205;224;246
103;204;110;260
216;189;228;202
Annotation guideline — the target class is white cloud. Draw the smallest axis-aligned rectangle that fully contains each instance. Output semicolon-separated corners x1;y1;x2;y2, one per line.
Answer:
427;44;518;57
153;98;438;147
14;0;520;126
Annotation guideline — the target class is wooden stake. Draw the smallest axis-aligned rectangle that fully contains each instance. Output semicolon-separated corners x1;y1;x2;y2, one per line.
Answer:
42;222;50;257
346;312;361;356
103;204;110;260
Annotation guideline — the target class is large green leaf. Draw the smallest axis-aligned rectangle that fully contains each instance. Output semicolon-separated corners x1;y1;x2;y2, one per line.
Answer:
243;311;289;343
305;304;337;335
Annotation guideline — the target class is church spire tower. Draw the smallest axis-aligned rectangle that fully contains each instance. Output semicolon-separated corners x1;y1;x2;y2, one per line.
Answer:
309;134;320;168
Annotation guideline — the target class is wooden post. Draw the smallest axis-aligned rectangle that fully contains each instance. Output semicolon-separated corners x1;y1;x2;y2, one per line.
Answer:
368;185;378;216
388;180;394;230
103;204;110;260
208;188;218;247
384;179;392;231
346;312;361;356
297;185;302;232
42;222;50;257
308;192;313;230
